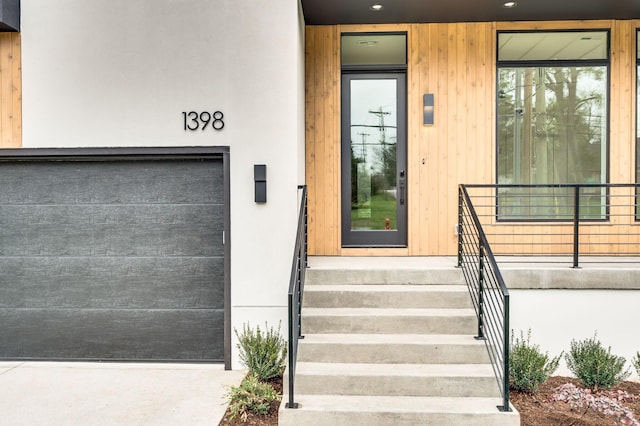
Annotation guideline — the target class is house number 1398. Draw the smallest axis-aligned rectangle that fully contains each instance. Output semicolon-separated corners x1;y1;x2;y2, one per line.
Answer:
182;111;224;131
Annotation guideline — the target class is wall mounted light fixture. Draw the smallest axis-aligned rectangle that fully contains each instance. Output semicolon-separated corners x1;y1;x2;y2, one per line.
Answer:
254;164;267;203
423;94;434;126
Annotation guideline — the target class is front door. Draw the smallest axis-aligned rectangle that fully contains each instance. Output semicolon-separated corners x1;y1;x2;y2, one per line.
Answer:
341;73;407;247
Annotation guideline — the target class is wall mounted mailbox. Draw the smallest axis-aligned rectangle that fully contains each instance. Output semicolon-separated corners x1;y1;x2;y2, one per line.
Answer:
254;164;267;203
423;94;434;126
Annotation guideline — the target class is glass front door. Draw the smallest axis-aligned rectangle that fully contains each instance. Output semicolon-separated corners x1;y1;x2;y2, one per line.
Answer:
341;73;407;247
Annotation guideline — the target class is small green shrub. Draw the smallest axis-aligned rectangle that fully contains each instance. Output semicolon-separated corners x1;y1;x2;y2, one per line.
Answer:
225;374;279;422
509;329;561;393
565;333;631;392
632;352;640;377
235;322;287;381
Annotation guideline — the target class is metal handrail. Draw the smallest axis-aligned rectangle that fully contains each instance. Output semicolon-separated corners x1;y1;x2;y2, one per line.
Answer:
285;185;308;409
463;183;640;267
458;185;511;412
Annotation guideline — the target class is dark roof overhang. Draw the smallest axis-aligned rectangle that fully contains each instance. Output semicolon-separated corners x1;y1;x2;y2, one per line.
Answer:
301;0;640;26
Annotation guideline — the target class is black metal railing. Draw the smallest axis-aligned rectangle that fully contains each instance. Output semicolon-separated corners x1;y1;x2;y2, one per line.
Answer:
463;183;640;267
285;185;308;409
458;185;511;412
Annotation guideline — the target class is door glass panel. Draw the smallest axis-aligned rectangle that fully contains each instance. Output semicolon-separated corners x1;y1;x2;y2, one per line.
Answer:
349;79;397;231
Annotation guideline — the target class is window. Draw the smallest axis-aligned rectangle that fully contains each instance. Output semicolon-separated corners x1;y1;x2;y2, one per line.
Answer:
341;33;407;66
497;31;609;220
636;30;640;219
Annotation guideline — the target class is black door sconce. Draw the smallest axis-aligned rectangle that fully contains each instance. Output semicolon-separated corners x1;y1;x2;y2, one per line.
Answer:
254;164;267;203
423;94;434;126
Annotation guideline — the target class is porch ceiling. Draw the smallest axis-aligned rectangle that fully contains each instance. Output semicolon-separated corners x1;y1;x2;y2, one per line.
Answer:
300;0;639;26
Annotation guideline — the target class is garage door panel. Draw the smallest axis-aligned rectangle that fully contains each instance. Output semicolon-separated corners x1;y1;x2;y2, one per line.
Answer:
0;257;224;310
1;204;222;227
0;204;224;257
0;161;225;206
0;308;225;360
0;154;227;361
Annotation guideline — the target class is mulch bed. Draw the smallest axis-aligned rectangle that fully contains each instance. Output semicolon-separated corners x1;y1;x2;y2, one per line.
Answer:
218;376;282;426
511;376;640;426
219;375;640;425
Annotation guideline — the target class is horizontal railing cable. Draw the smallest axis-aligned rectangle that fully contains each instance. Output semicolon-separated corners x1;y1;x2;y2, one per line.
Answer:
459;182;640;412
463;183;640;265
458;185;512;412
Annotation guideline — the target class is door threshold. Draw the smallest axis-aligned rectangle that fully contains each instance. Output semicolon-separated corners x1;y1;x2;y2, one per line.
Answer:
340;247;409;256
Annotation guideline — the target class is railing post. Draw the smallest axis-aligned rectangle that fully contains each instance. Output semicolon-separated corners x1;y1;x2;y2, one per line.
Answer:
297;259;304;340
299;187;307;339
302;187;308;269
476;242;485;340
573;185;580;268
286;291;298;409
499;293;511;412
458;187;463;268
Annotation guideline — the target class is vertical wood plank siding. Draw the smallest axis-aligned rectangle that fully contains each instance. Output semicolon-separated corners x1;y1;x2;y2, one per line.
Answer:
306;20;640;256
0;32;21;148
305;26;340;255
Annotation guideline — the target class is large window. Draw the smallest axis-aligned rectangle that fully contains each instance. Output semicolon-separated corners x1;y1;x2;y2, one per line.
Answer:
637;30;640;214
636;31;640;221
497;31;609;219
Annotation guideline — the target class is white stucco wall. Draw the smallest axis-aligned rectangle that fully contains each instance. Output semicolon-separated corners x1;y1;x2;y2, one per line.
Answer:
511;289;640;381
21;0;305;368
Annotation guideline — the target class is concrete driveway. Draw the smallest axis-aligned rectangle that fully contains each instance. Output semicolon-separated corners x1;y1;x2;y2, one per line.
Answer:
0;362;245;426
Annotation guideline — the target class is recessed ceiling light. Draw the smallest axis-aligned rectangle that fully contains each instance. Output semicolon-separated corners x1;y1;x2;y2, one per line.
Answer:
503;1;517;7
370;4;384;11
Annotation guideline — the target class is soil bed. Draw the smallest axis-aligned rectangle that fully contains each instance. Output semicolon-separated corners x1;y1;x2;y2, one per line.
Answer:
218;376;282;426
511;376;640;426
219;376;640;425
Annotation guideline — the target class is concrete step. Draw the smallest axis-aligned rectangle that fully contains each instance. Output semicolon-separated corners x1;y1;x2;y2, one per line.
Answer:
303;284;472;309
297;334;490;364
306;268;465;286
278;394;520;426
302;308;476;334
285;260;520;425
287;362;499;397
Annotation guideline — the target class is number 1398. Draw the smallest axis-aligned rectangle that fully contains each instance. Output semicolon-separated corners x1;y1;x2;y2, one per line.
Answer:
182;111;224;131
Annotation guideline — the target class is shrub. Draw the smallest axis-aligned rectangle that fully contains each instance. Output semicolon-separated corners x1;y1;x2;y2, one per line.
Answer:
509;329;561;393
565;333;631;392
633;352;640;377
235;322;287;381
225;374;279;422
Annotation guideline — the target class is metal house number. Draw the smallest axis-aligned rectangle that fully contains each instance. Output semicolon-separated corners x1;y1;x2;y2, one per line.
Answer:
182;111;224;131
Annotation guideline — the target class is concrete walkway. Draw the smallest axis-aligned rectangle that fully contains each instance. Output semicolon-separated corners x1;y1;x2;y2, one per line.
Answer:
0;362;245;426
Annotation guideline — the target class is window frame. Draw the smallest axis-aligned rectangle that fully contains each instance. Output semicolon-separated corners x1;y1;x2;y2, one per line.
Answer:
636;29;640;221
495;29;611;222
340;32;408;72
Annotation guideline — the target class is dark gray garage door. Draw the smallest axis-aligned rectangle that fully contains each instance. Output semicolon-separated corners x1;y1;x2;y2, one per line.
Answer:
0;148;229;362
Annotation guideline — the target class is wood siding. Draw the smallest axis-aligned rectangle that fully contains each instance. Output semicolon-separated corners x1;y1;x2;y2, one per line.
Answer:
306;20;640;256
0;32;20;148
305;25;341;255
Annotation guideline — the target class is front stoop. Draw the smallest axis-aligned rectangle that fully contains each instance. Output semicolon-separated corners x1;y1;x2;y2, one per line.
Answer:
278;263;520;426
279;395;519;426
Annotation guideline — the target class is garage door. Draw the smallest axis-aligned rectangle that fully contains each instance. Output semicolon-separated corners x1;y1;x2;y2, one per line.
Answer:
0;148;229;362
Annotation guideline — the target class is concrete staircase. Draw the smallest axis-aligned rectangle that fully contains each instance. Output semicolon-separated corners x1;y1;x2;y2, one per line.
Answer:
278;259;520;426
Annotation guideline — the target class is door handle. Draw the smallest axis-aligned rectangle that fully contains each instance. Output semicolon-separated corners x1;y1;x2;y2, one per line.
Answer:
399;170;406;205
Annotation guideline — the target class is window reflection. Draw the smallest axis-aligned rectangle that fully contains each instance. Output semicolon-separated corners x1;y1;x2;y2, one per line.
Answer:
350;79;398;230
497;32;609;220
